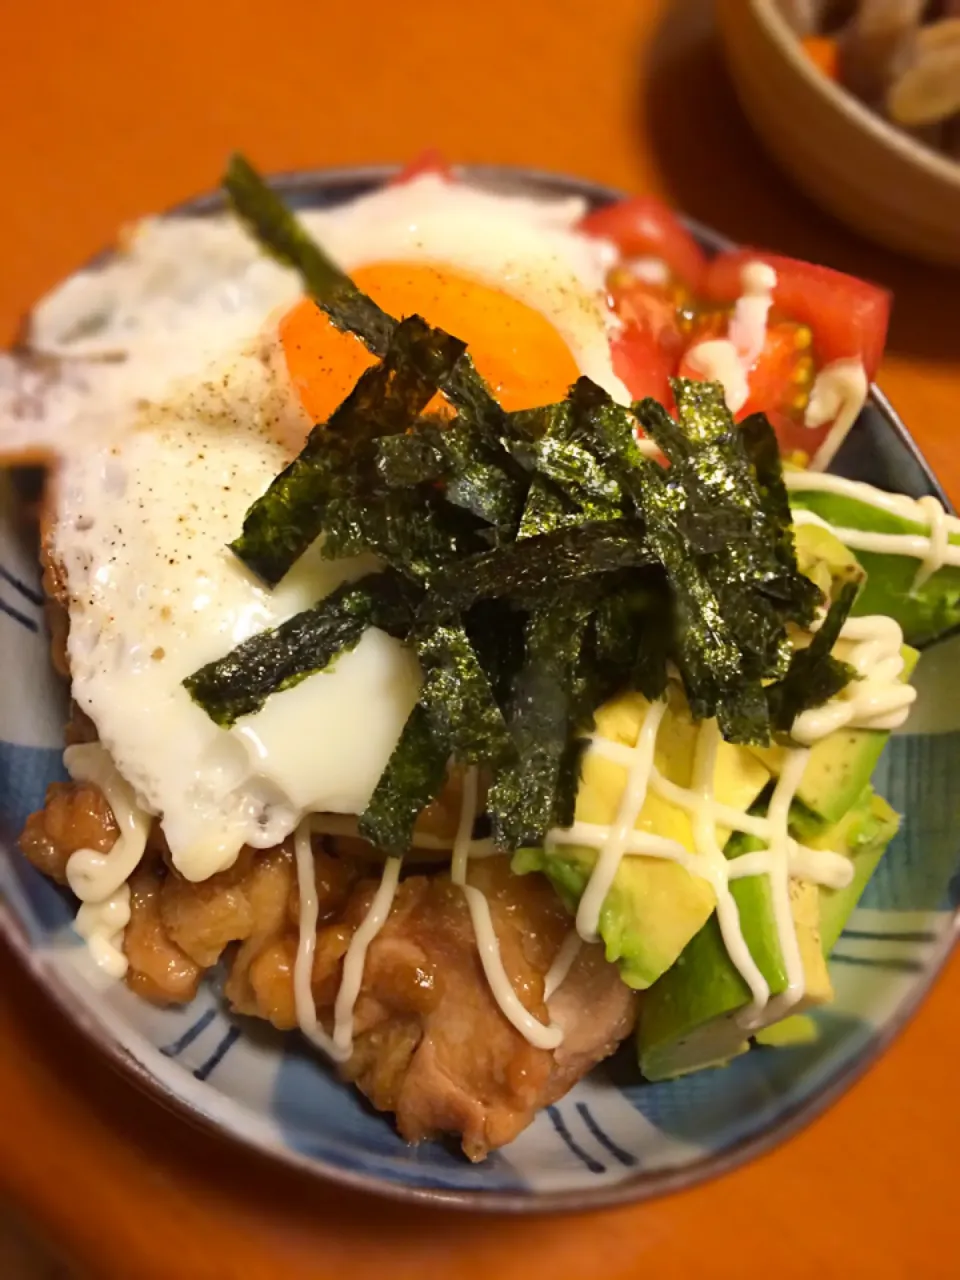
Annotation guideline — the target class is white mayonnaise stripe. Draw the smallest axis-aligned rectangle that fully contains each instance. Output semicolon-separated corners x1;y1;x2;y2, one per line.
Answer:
791;615;916;745
293;819;342;1061
543;932;583;1001
788;469;960;589
61;742;151;978
682;260;776;416
740;748;810;1029
914;495;949;592
63;743;151;903
689;719;769;1010
576;700;668;942
293;818;402;1062
450;765;481;888
452;767;564;1050
333;856;401;1056
728;261;777;367
806;359;869;472
791;507;960;568
786;469;960;531
73;887;131;980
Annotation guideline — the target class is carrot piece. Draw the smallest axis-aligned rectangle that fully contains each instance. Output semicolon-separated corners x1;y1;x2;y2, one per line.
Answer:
801;35;840;81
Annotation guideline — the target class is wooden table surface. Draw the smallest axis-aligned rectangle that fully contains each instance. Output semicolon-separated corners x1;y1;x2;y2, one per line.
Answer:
2;1;959;1276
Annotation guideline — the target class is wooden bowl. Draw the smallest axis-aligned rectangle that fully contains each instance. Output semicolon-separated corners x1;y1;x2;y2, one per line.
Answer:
716;0;960;266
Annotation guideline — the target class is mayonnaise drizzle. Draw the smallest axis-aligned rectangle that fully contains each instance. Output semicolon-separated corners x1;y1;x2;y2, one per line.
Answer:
740;748;809;1028
543;658;887;1024
452;767;564;1050
788;469;960;592
292;816;401;1062
332;855;402;1057
682;260;777;416
543;932;583;1001
576;699;667;943
728;261;777;368
63;744;151;903
73;886;131;979
805;359;869;471
62;743;151;976
791;614;916;744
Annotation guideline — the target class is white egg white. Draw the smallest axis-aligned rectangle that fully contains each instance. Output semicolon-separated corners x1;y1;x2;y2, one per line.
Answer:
53;337;420;880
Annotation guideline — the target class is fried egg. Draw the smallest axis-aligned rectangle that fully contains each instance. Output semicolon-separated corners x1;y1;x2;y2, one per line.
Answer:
31;175;629;880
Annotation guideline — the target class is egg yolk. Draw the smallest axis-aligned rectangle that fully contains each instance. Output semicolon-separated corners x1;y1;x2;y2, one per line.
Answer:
280;261;581;425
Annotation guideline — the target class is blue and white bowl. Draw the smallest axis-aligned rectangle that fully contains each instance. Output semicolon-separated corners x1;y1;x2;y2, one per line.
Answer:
1;167;957;1211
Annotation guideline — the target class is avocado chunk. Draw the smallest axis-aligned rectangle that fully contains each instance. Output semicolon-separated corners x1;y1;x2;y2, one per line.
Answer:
512;686;771;990
637;822;833;1082
636;786;899;1080
791;485;960;647
793;520;865;600
813;789;900;954
749;646;917;830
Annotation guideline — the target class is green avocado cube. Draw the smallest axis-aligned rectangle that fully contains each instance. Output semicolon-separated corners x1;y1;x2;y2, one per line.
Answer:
512;687;770;991
791;487;960;648
637;825;833;1082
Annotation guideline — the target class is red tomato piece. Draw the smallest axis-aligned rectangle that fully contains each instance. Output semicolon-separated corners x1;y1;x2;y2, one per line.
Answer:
678;318;825;462
701;250;890;379
739;321;815;419
611;320;675;409
390;149;452;185
608;272;686;367
579;196;708;290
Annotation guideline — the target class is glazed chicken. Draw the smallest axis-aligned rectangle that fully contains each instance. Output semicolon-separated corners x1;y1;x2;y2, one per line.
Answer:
20;784;637;1159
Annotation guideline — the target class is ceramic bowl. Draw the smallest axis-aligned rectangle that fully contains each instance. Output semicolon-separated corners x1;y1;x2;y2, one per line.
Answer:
1;166;958;1212
716;0;960;266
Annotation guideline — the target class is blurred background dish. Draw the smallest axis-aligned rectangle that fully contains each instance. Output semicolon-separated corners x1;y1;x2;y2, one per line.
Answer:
717;0;960;264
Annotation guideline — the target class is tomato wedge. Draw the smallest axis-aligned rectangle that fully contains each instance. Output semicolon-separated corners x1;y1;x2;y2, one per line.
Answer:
390;148;452;185
579;196;708;290
608;271;686;366
701;250;890;379
678;317;823;461
612;320;675;408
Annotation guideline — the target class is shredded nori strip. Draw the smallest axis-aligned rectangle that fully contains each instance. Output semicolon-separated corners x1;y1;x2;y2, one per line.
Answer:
225;153;395;355
321;491;464;584
488;593;593;848
358;704;451;855
632;457;769;742
413;621;516;764
767;581;860;733
419;520;653;619
184;573;414;727
226;153;506;440
231;315;466;585
373;428;447;489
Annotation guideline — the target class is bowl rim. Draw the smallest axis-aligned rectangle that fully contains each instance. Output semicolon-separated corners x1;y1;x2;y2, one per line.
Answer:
749;0;960;191
1;161;957;1214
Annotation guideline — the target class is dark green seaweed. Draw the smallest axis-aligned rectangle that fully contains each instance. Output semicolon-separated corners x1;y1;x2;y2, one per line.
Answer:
357;704;451;855
184;573;414;727
230;315;466;585
413;620;516;765
419;520;652;619
488;594;593;848
224;153;395;355
767;581;859;733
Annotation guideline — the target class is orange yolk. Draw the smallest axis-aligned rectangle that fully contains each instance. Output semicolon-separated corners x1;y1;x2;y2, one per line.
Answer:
280;261;581;426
